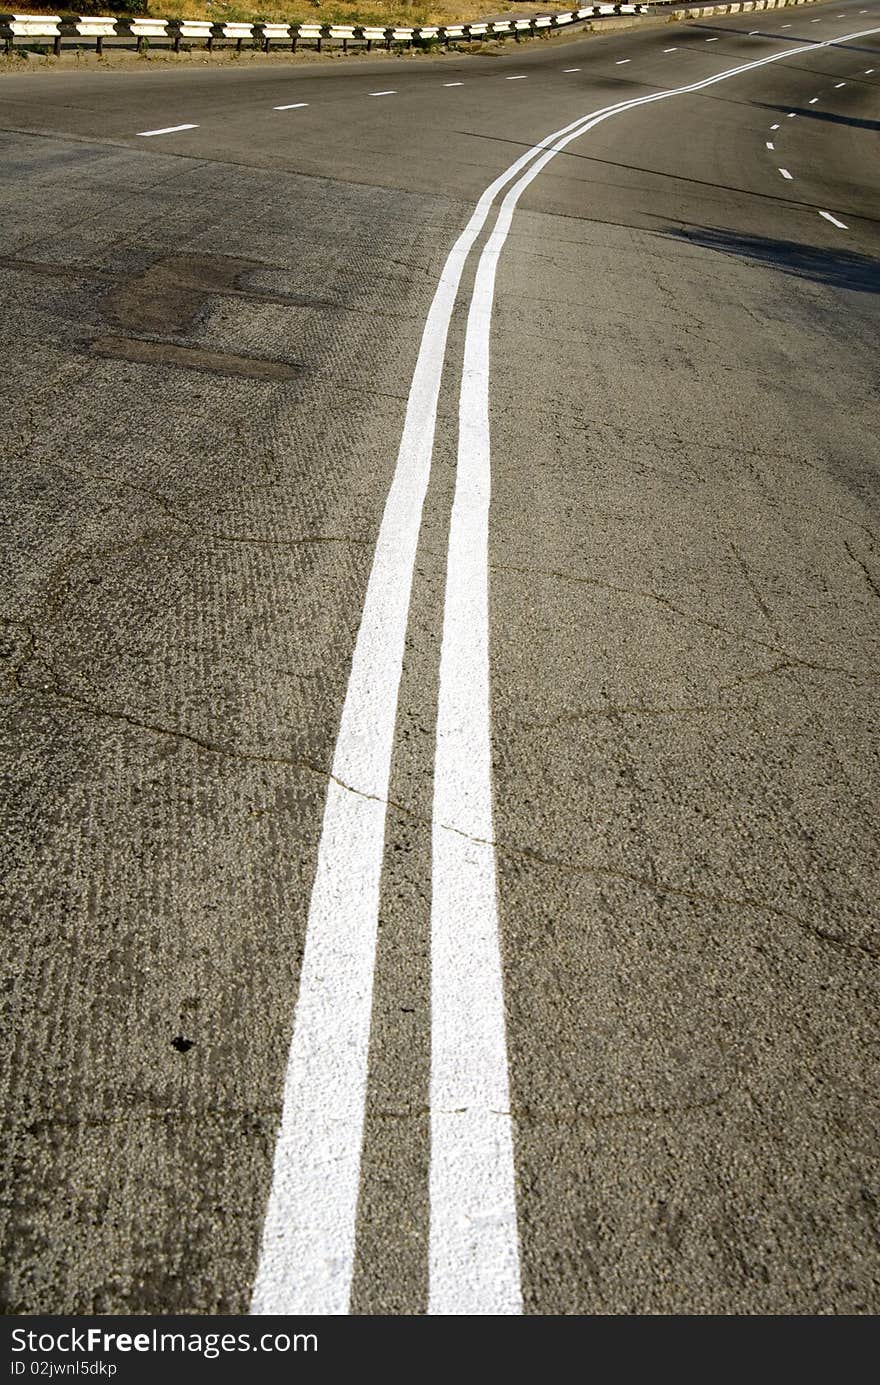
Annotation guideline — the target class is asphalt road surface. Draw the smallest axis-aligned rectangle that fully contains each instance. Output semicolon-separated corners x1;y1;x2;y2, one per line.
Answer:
1;0;879;1317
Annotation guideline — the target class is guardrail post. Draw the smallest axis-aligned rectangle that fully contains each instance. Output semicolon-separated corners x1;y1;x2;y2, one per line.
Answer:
54;31;60;55
385;26;391;49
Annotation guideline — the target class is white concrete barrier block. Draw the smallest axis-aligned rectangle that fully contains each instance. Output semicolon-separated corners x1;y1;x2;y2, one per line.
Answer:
75;17;116;37
10;14;61;37
129;20;168;36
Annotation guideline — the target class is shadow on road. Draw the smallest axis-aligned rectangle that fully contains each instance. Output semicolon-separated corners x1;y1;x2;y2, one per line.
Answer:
665;225;880;295
688;24;880;56
757;103;880;131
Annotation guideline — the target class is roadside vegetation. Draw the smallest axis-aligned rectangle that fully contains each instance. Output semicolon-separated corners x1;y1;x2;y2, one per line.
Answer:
19;0;551;29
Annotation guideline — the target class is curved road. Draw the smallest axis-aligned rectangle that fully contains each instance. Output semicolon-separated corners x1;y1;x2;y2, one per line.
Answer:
1;0;878;1315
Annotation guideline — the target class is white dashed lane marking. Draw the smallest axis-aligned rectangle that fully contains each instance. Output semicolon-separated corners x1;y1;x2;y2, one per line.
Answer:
369;90;396;96
779;167;794;179
137;124;198;136
616;58;631;64
506;75;528;80
274;103;308;110
771;122;780;129
663;47;677;52
819;210;848;229
766;140;775;149
563;67;581;72
835;82;846;88
444;82;463;86
809;96;819;103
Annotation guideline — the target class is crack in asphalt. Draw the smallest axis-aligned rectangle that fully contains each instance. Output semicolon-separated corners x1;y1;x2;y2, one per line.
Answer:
491;560;880;678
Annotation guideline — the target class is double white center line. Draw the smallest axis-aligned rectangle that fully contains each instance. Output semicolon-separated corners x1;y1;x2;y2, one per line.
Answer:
250;20;880;1318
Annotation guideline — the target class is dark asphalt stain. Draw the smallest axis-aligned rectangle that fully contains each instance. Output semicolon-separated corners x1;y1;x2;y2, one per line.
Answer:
91;333;301;381
94;253;302;379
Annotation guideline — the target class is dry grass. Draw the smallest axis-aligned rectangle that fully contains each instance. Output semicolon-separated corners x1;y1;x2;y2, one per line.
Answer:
171;1;548;25
20;1;552;27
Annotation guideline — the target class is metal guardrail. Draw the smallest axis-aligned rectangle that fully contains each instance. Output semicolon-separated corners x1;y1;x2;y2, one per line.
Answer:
0;0;821;57
0;8;648;55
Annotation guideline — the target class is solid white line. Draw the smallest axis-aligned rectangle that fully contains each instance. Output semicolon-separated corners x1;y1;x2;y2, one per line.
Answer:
250;79;636;1324
136;123;198;136
431;15;880;1313
430;279;520;1311
766;140;775;148
251;18;880;1319
779;167;793;178
273;103;308;110
819;210;848;228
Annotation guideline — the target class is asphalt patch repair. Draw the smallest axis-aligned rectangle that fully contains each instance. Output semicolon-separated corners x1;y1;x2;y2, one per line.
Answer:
93;251;302;380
